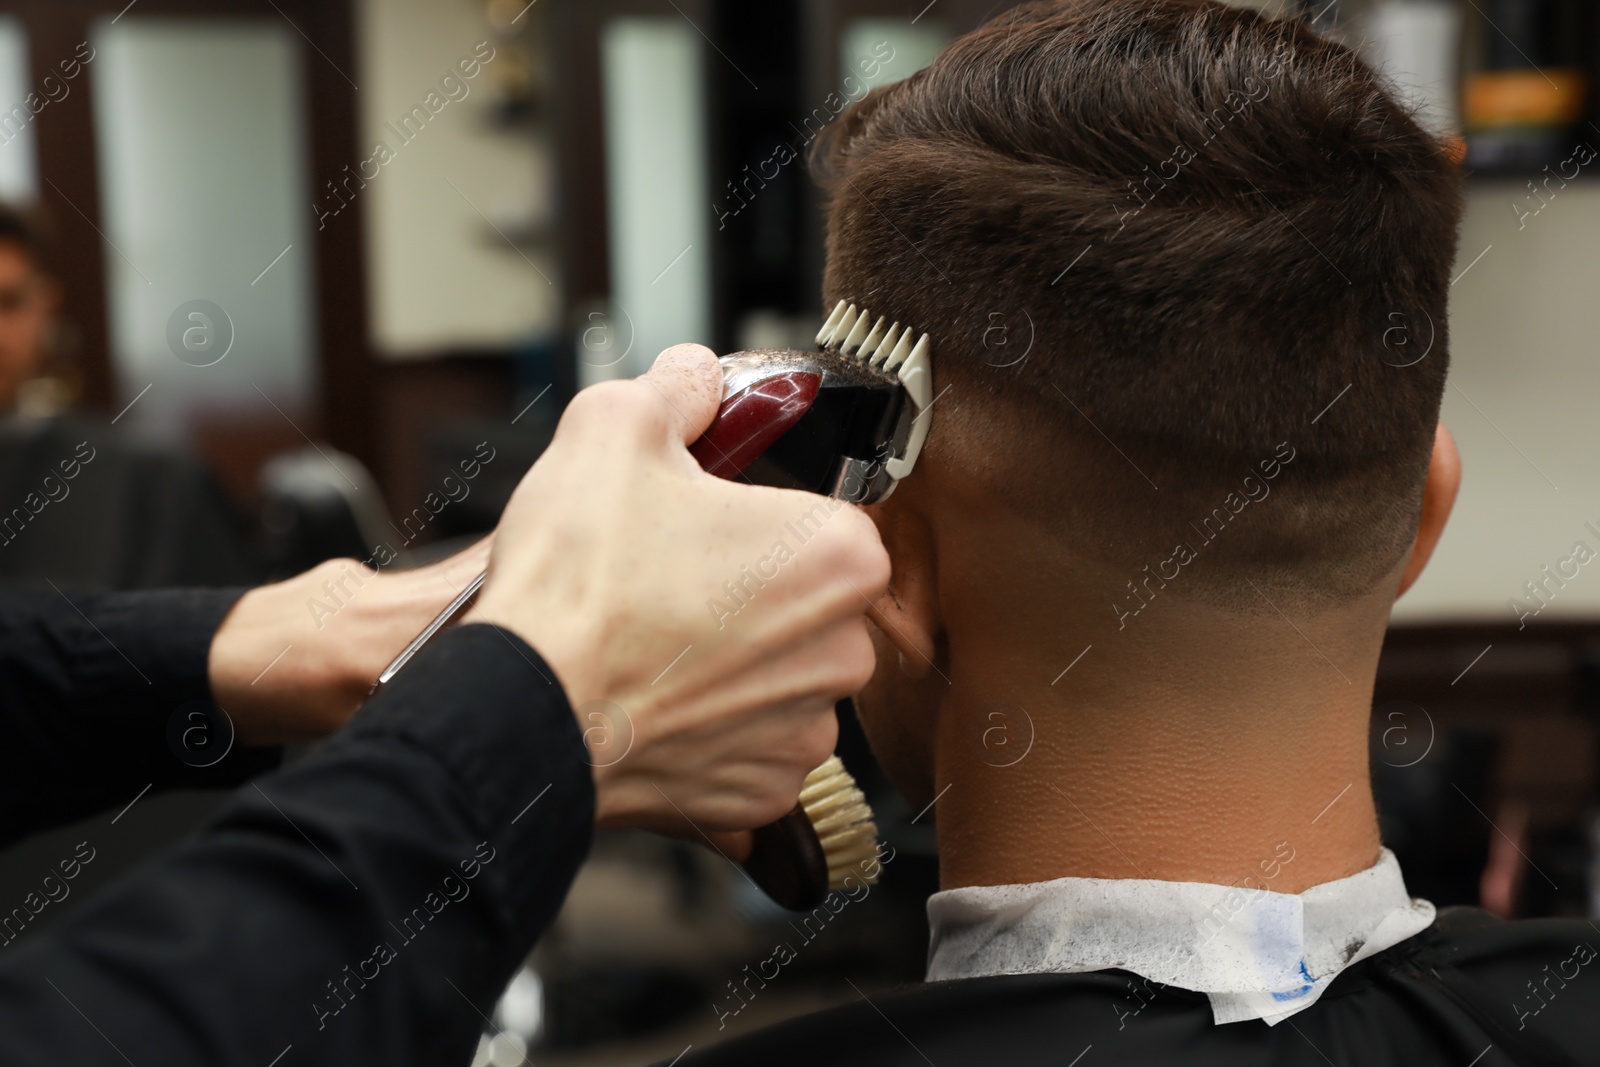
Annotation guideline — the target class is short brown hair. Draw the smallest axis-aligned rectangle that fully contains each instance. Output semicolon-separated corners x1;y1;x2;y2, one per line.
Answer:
816;0;1462;601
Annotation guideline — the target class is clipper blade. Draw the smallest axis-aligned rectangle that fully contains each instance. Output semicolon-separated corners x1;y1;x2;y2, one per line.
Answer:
814;300;935;484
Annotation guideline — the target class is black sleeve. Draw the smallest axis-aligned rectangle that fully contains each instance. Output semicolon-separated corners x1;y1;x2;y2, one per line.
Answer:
0;623;594;1067
0;586;279;849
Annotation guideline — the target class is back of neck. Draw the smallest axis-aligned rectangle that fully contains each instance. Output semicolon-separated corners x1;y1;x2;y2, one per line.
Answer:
929;609;1386;894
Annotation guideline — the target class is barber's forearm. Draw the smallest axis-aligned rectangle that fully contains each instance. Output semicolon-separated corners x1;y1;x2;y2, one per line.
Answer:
0;624;593;1067
0;586;277;848
208;542;492;745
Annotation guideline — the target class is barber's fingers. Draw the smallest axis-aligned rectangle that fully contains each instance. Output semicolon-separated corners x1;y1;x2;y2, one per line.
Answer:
637;343;724;444
642;693;841;832
718;614;880;715
556;343;721;456
779;504;893;626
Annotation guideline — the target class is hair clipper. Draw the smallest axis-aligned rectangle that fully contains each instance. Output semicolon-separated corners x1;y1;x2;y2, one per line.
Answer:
375;300;934;910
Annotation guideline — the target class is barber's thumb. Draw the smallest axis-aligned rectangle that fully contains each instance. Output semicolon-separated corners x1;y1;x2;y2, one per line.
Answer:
639;343;724;444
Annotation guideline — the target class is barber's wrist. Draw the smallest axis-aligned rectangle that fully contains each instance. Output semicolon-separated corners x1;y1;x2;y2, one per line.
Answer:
461;600;599;714
339;622;596;919
339;563;462;692
459;597;644;830
210;560;367;745
211;542;493;746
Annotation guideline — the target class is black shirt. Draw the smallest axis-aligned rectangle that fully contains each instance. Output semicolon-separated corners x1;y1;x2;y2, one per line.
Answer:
678;907;1597;1066
0;587;593;1066
8;588;1595;1066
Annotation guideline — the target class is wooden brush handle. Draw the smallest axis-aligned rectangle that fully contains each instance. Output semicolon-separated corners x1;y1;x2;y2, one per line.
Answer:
741;806;831;912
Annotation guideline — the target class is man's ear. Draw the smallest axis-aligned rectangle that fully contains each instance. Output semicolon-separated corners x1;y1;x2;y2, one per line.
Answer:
1397;422;1460;599
863;498;941;677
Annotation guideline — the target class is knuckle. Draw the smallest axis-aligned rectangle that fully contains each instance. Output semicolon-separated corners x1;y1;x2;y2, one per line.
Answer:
839;625;880;694
754;792;796;826
313;556;363;587
565;379;623;415
822;508;891;589
734;772;798;827
556;385;612;437
795;706;840;770
566;380;666;438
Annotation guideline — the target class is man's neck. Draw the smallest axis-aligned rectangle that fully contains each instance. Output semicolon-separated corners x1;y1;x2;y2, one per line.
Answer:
928;599;1389;895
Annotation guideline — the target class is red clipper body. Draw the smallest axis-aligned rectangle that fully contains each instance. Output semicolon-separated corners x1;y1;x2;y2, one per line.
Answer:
687;301;934;504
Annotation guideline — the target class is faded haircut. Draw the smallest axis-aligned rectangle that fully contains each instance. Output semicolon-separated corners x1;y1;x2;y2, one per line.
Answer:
813;0;1462;602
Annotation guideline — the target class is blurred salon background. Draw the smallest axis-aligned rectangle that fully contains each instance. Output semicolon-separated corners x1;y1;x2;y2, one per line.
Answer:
0;0;1598;1062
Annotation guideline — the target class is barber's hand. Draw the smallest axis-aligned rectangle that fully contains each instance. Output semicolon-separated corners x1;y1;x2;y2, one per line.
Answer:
209;540;492;745
464;344;890;837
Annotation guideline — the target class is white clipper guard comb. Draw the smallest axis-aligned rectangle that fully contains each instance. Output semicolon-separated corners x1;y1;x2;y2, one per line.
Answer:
814;298;935;499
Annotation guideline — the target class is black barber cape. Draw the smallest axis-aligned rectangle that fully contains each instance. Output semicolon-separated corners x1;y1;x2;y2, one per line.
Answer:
0;587;593;1066
680;909;1598;1066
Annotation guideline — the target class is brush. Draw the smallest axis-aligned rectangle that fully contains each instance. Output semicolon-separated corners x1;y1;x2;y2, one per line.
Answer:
741;754;883;911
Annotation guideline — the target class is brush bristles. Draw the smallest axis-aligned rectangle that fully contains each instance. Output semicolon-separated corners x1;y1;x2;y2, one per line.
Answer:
798;755;881;890
816;299;930;378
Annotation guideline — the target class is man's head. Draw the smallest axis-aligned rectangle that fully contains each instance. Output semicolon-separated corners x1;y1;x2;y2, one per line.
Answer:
0;203;61;411
816;1;1463;805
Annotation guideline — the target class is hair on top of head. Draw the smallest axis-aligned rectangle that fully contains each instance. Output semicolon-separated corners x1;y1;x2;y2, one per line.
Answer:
813;0;1462;603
